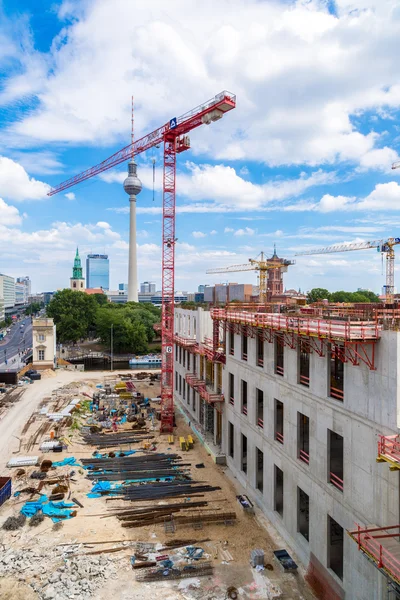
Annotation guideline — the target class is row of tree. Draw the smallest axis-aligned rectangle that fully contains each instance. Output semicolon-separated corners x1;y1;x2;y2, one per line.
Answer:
46;289;161;352
306;288;380;304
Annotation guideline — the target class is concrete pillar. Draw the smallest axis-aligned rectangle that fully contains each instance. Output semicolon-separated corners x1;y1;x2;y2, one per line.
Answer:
128;197;138;302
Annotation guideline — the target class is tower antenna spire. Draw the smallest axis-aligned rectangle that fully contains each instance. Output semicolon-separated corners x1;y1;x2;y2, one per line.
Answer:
131;96;135;158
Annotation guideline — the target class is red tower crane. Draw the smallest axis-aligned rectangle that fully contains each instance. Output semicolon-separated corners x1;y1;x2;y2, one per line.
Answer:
48;91;236;432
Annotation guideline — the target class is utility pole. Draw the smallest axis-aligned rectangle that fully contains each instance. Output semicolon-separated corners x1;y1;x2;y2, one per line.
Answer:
110;324;113;371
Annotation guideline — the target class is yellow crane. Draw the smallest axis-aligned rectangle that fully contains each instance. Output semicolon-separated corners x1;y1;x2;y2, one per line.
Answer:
296;237;400;304
206;251;295;303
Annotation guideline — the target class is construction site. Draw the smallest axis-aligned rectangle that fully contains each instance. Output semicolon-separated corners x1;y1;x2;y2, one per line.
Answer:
1;90;400;600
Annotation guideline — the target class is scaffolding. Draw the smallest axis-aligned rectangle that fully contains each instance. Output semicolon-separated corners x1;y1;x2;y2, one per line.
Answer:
211;307;380;370
348;524;400;594
377;435;400;470
185;373;224;404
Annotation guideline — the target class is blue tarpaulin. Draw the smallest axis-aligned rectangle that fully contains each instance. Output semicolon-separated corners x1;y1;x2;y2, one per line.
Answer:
52;457;80;467
20;496;76;522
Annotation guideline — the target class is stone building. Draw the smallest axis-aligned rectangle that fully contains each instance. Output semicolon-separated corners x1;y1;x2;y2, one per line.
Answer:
32;318;56;370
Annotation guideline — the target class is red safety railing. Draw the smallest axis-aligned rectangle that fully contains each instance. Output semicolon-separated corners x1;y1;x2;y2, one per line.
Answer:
257;357;264;367
275;365;284;376
378;435;400;464
330;386;344;401
174;334;196;347
242;406;247;416
275;431;284;444
299;450;309;464
257;417;264;428
348;524;400;586
242;352;247;361
299;374;309;387
229;347;234;356
330;472;344;491
211;308;381;341
229;396;234;406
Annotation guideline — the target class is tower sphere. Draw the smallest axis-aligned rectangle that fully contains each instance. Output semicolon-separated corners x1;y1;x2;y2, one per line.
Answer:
123;159;142;196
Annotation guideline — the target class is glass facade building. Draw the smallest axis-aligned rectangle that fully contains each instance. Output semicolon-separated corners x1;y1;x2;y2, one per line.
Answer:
86;254;109;290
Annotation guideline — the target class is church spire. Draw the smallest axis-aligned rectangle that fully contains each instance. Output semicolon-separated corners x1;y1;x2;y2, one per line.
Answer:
72;247;83;279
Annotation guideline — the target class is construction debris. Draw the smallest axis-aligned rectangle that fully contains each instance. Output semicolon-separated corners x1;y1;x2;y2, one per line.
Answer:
2;514;26;530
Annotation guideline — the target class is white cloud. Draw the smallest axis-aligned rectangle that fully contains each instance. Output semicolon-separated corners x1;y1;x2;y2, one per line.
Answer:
234;227;255;236
192;231;207;238
96;221;111;229
1;0;400;171
311;182;400;213
65;192;75;200
210;230;217;235
0;156;50;201
0;198;22;225
224;227;234;233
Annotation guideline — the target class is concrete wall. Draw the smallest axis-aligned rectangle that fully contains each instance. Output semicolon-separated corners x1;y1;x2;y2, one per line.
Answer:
174;307;398;599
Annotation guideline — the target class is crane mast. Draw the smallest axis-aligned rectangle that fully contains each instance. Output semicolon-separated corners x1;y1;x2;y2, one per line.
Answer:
48;91;236;432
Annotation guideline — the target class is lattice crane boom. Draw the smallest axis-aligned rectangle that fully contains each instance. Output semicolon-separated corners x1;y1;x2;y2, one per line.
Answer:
206;251;294;303
296;237;400;304
48;91;236;432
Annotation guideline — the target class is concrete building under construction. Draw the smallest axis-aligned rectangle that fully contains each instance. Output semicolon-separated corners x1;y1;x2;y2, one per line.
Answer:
173;303;400;600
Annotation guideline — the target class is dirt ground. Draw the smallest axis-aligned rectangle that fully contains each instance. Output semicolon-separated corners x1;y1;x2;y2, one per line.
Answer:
0;372;315;600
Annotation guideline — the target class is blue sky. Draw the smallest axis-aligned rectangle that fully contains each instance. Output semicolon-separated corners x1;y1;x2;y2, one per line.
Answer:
1;0;400;294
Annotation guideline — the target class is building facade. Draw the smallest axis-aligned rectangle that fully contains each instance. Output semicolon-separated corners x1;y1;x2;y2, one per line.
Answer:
0;274;15;309
70;248;85;291
140;281;156;294
173;306;400;600
86;254;109;290
16;276;31;303
32;318;56;370
204;283;256;303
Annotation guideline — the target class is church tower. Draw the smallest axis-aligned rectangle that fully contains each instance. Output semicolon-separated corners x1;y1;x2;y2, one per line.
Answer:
70;247;85;291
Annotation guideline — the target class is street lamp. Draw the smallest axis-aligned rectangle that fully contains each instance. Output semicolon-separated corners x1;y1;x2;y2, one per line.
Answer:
110;323;113;371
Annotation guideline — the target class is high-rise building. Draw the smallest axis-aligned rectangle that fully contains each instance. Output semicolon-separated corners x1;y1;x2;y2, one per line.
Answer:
0;274;15;309
198;285;206;294
70;248;85;291
86;254;109;290
140;281;156;294
119;283;128;291
16;276;31;302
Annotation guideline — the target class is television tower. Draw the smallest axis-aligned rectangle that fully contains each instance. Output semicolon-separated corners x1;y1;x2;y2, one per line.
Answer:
123;97;142;302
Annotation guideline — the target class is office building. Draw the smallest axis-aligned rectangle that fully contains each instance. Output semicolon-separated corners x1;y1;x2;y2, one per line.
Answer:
106;289;128;304
86;254;109;290
198;285;206;294
173;304;400;600
119;283;128;291
15;282;26;305
16;276;31;303
140;281;156;294
0;274;15;310
204;283;256;303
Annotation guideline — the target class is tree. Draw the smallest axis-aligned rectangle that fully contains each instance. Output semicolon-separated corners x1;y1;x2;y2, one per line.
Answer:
47;289;98;343
25;302;43;316
93;293;108;306
96;308;147;353
307;288;330;303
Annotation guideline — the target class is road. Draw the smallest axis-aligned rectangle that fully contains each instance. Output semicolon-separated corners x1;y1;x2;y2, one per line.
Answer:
0;316;32;369
0;369;132;471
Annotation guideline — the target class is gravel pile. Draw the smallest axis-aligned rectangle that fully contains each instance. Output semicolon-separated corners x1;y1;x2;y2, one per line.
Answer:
0;545;119;599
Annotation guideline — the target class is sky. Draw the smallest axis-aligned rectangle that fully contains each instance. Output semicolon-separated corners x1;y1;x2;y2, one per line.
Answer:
1;0;400;294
